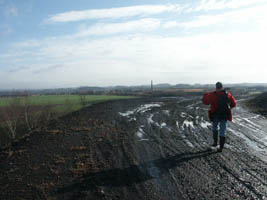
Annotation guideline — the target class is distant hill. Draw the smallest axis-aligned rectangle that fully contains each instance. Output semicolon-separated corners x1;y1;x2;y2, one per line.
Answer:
1;83;267;96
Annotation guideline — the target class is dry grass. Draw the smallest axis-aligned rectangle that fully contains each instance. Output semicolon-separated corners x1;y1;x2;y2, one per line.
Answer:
70;146;87;151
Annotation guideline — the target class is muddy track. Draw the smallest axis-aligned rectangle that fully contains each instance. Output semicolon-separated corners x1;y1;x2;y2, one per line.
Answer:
1;97;267;200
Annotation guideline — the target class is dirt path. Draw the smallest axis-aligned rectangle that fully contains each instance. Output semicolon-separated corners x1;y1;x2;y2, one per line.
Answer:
1;97;267;199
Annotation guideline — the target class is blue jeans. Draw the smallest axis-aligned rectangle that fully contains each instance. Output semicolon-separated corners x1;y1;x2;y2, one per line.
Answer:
212;118;227;137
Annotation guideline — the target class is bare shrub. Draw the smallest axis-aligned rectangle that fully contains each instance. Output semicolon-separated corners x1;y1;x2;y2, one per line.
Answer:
0;97;23;140
22;95;38;132
79;94;87;107
64;96;74;114
39;105;55;126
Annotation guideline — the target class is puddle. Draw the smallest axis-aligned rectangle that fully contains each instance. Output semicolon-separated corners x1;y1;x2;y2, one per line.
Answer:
183;120;194;129
136;127;146;139
200;121;211;129
119;103;162;121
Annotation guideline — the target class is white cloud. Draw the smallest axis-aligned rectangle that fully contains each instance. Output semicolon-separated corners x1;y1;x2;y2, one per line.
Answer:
193;0;267;11
46;4;181;23
181;5;267;28
2;29;267;89
2;2;267;89
76;18;161;37
162;21;179;29
14;40;42;48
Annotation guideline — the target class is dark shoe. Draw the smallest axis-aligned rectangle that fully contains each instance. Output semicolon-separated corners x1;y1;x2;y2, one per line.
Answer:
212;143;217;147
217;148;223;152
218;136;226;152
212;130;218;147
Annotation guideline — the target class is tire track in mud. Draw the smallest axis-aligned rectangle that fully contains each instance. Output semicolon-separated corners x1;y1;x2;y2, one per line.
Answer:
127;103;185;199
118;97;267;199
2;97;267;200
119;99;210;199
209;155;265;199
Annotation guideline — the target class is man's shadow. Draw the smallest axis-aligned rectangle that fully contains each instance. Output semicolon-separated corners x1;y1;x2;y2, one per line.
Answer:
56;149;217;194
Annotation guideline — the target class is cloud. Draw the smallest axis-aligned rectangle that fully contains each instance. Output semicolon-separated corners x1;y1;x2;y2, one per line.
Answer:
76;18;161;37
33;64;65;74
14;40;42;48
180;4;267;28
46;4;181;23
2;29;267;89
2;2;267;89
6;66;31;73
162;21;179;29
192;0;267;12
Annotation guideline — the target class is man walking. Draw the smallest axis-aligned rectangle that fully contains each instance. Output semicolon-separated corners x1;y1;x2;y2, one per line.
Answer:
202;82;237;152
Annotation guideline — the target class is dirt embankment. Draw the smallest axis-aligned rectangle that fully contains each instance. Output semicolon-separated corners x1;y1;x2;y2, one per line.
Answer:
245;92;267;116
1;97;267;200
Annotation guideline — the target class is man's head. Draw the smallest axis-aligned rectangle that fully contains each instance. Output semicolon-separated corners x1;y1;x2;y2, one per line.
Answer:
216;82;223;90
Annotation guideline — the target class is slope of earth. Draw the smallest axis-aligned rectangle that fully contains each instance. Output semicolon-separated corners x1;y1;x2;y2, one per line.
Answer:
246;92;267;116
1;97;267;200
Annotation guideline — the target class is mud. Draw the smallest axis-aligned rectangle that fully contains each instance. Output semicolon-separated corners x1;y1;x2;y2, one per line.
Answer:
1;96;267;200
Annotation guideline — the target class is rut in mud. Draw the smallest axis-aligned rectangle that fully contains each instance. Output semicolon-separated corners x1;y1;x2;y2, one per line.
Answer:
1;96;267;200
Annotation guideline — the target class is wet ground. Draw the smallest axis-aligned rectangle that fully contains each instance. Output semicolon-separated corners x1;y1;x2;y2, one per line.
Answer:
1;96;267;200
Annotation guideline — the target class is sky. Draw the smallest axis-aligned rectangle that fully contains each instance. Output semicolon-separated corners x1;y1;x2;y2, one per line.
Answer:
1;0;267;89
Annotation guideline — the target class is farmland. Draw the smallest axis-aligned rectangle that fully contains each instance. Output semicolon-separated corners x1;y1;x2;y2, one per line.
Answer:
0;94;136;119
0;94;135;108
0;94;136;147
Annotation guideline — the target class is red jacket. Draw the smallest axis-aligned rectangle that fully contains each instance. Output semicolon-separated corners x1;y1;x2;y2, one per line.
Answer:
202;90;237;121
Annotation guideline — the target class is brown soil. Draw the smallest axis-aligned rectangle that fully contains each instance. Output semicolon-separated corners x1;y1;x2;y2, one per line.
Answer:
1;97;267;200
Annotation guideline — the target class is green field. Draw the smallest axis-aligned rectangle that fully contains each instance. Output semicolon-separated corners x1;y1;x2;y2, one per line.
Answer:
0;95;134;106
0;94;136;112
0;95;136;146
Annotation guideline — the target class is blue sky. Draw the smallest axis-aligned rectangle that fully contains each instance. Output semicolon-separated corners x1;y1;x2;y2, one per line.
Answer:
1;0;267;89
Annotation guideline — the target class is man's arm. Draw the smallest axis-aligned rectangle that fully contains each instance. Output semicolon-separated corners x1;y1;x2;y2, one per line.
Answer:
202;92;212;105
229;93;237;108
